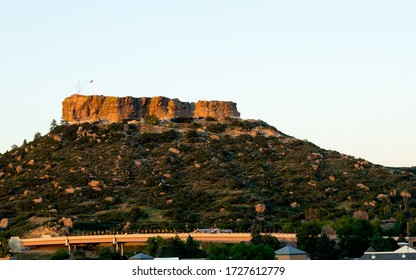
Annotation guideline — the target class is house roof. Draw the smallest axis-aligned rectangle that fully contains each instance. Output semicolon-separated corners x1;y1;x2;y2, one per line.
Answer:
394;246;416;253
360;245;416;260
275;245;307;255
191;228;220;234
129;252;154;260
365;247;376;253
360;253;416;260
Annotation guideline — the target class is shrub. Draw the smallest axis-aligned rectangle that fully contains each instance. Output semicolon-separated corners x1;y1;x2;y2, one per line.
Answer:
185;130;199;143
144;114;160;125
50;248;70;260
206;123;227;133
98;247;125;260
171;117;194;123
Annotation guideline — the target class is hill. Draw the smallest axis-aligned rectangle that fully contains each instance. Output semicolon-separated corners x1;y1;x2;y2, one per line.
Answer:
1;98;416;238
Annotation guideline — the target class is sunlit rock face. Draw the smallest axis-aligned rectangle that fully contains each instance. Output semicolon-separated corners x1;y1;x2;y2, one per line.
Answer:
62;94;240;123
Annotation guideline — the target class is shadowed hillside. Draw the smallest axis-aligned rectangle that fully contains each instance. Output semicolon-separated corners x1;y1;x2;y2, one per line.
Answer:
1;117;416;238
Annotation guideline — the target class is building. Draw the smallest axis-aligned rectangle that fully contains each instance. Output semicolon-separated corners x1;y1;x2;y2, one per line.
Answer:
275;245;308;260
360;245;416;260
129;252;154;260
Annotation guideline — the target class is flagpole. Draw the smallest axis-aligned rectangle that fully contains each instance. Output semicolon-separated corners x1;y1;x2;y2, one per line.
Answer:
89;80;94;94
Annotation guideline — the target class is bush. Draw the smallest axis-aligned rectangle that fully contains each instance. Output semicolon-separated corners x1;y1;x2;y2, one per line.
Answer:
50;248;70;260
206;123;227;133
185;130;199;143
144;114;160;125
98;247;125;260
71;250;87;260
171;117;194;123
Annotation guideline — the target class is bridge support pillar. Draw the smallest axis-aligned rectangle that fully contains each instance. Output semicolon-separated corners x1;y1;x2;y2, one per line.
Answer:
120;243;124;256
65;238;71;254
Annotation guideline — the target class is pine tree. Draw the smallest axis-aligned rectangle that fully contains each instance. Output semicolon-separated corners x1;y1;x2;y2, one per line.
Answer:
50;119;58;131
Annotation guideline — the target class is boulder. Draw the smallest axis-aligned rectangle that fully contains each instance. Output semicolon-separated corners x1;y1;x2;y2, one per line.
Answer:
210;134;220;140
290;202;299;208
400;191;411;198
15;166;25;174
255;203;266;213
168;147;180;154
65;187;76;194
89;180;101;188
28;159;35;165
124;222;131;230
53;135;63;142
357;183;370;191
0;218;9;228
33;197;43;204
311;153;324;159
60;217;73;228
377;194;387;199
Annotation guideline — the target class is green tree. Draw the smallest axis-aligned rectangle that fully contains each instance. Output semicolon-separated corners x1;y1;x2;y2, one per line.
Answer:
157;236;185;258
370;232;398;252
145;235;203;259
98;247;125;260
335;218;376;258
50;119;58;131
392;212;407;236
145;236;164;257
207;243;231;260
249;219;263;244
315;233;339;260
296;221;321;258
184;235;205;259
251;234;282;250
60;117;69;126
229;243;275;260
0;237;10;258
33;132;42;141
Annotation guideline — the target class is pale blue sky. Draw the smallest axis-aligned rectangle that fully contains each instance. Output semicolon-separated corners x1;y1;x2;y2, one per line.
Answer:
1;0;415;167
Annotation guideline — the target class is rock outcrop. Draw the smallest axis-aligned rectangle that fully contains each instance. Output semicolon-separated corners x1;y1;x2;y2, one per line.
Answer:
62;94;240;123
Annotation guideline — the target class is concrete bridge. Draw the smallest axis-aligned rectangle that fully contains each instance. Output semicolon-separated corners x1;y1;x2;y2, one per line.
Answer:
10;233;297;255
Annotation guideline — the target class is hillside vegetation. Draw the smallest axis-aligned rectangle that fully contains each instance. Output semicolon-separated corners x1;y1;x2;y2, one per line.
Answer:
1;117;415;238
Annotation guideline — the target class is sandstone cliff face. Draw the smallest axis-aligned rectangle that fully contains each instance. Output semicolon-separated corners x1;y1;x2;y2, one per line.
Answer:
62;94;240;123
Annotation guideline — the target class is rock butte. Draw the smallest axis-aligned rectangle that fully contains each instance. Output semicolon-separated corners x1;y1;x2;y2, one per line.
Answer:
62;94;240;123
